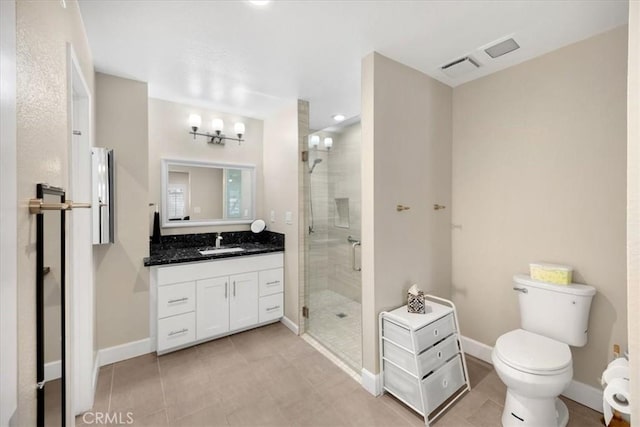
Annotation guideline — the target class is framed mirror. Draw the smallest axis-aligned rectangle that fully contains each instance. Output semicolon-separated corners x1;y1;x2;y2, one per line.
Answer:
36;184;66;426
161;159;256;227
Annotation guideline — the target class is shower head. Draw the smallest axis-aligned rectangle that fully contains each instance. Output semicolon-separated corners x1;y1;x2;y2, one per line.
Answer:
309;158;323;174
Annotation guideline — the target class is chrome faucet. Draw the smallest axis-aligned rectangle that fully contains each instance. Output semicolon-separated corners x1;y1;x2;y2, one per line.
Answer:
215;232;223;249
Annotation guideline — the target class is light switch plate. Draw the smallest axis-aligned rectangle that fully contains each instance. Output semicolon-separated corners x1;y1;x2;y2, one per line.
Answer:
270;210;276;223
285;211;292;224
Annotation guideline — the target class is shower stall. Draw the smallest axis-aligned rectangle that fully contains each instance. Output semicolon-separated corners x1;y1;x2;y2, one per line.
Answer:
304;119;362;371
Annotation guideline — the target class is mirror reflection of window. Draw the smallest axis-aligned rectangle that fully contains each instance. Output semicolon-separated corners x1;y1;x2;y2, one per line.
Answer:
225;169;242;219
167;171;190;220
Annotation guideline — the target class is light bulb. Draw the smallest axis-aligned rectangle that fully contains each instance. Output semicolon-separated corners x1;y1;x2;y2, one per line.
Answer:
212;118;224;133
309;135;320;148
189;114;202;130
324;137;333;150
332;114;345;122
234;122;246;137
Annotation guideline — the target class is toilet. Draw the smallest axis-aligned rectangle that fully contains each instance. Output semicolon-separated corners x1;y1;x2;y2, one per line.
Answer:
492;274;596;427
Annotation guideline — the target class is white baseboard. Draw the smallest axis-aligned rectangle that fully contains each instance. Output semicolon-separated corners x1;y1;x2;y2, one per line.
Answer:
460;335;603;413
44;360;61;382
361;368;382;397
460;335;493;364
281;316;299;335
98;338;153;367
563;378;603;413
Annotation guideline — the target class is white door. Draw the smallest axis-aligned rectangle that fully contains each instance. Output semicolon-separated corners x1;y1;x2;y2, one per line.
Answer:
196;277;229;340
0;1;18;423
68;44;95;417
229;272;258;331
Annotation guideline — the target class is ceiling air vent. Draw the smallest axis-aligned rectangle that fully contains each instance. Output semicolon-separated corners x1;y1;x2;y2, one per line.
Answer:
441;57;480;78
485;38;520;58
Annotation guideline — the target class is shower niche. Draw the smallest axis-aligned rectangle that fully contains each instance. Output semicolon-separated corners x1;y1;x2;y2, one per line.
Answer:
334;198;350;228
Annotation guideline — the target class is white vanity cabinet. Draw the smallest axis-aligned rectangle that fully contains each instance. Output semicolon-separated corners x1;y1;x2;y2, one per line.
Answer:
196;277;229;340
228;272;259;331
154;253;283;354
379;297;471;426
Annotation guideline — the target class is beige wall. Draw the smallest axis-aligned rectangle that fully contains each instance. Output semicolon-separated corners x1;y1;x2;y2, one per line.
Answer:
94;73;149;349
627;1;639;423
16;0;94;423
148;98;264;235
263;101;300;324
452;27;628;388
361;52;453;373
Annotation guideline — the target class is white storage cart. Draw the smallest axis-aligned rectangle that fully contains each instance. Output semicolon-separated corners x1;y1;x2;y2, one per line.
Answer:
379;295;471;426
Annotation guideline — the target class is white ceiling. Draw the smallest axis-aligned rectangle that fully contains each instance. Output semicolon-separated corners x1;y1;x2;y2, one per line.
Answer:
78;0;628;131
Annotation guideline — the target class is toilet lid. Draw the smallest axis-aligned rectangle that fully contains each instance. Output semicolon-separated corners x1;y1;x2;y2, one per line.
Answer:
495;329;571;375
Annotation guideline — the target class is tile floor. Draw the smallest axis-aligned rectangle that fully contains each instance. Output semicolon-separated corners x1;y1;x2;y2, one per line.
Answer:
77;322;604;427
306;289;362;370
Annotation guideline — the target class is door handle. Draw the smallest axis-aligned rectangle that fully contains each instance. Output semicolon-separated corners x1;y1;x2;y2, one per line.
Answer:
352;241;361;272
233;281;236;297
225;282;228;299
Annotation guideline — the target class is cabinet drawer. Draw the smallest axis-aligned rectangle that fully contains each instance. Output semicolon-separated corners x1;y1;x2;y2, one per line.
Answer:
158;312;196;352
383;359;422;412
383;354;465;416
383;334;458;377
383;313;455;353
158;281;196;318
259;293;283;323
422;355;465;414
259;268;283;297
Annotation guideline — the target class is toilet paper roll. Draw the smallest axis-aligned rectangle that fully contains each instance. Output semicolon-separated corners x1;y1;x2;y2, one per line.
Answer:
608;357;629;369
601;357;630;387
602;365;630;386
603;378;631;426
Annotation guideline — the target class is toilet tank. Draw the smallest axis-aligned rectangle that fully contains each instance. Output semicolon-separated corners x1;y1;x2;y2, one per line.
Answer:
513;274;596;347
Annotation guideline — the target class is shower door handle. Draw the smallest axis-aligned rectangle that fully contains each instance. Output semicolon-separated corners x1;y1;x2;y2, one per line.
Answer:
352;241;361;272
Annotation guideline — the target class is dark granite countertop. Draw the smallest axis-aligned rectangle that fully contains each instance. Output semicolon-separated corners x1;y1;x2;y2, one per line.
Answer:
143;230;284;267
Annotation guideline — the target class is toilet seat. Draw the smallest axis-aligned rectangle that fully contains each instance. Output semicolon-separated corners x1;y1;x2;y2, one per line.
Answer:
495;329;571;375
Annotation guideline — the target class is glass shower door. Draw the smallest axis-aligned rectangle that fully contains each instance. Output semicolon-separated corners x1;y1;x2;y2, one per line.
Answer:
304;119;362;371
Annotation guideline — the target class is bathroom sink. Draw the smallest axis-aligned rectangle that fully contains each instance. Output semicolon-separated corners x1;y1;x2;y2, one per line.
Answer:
198;247;245;255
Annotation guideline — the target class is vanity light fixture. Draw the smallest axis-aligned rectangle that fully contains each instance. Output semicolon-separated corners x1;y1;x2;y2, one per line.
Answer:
249;0;270;5
323;137;333;150
188;114;245;145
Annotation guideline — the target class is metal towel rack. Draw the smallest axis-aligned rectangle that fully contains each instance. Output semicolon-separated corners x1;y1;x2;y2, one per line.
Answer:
29;198;91;214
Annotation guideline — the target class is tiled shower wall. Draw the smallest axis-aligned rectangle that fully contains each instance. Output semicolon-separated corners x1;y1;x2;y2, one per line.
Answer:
307;122;362;303
327;123;361;303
